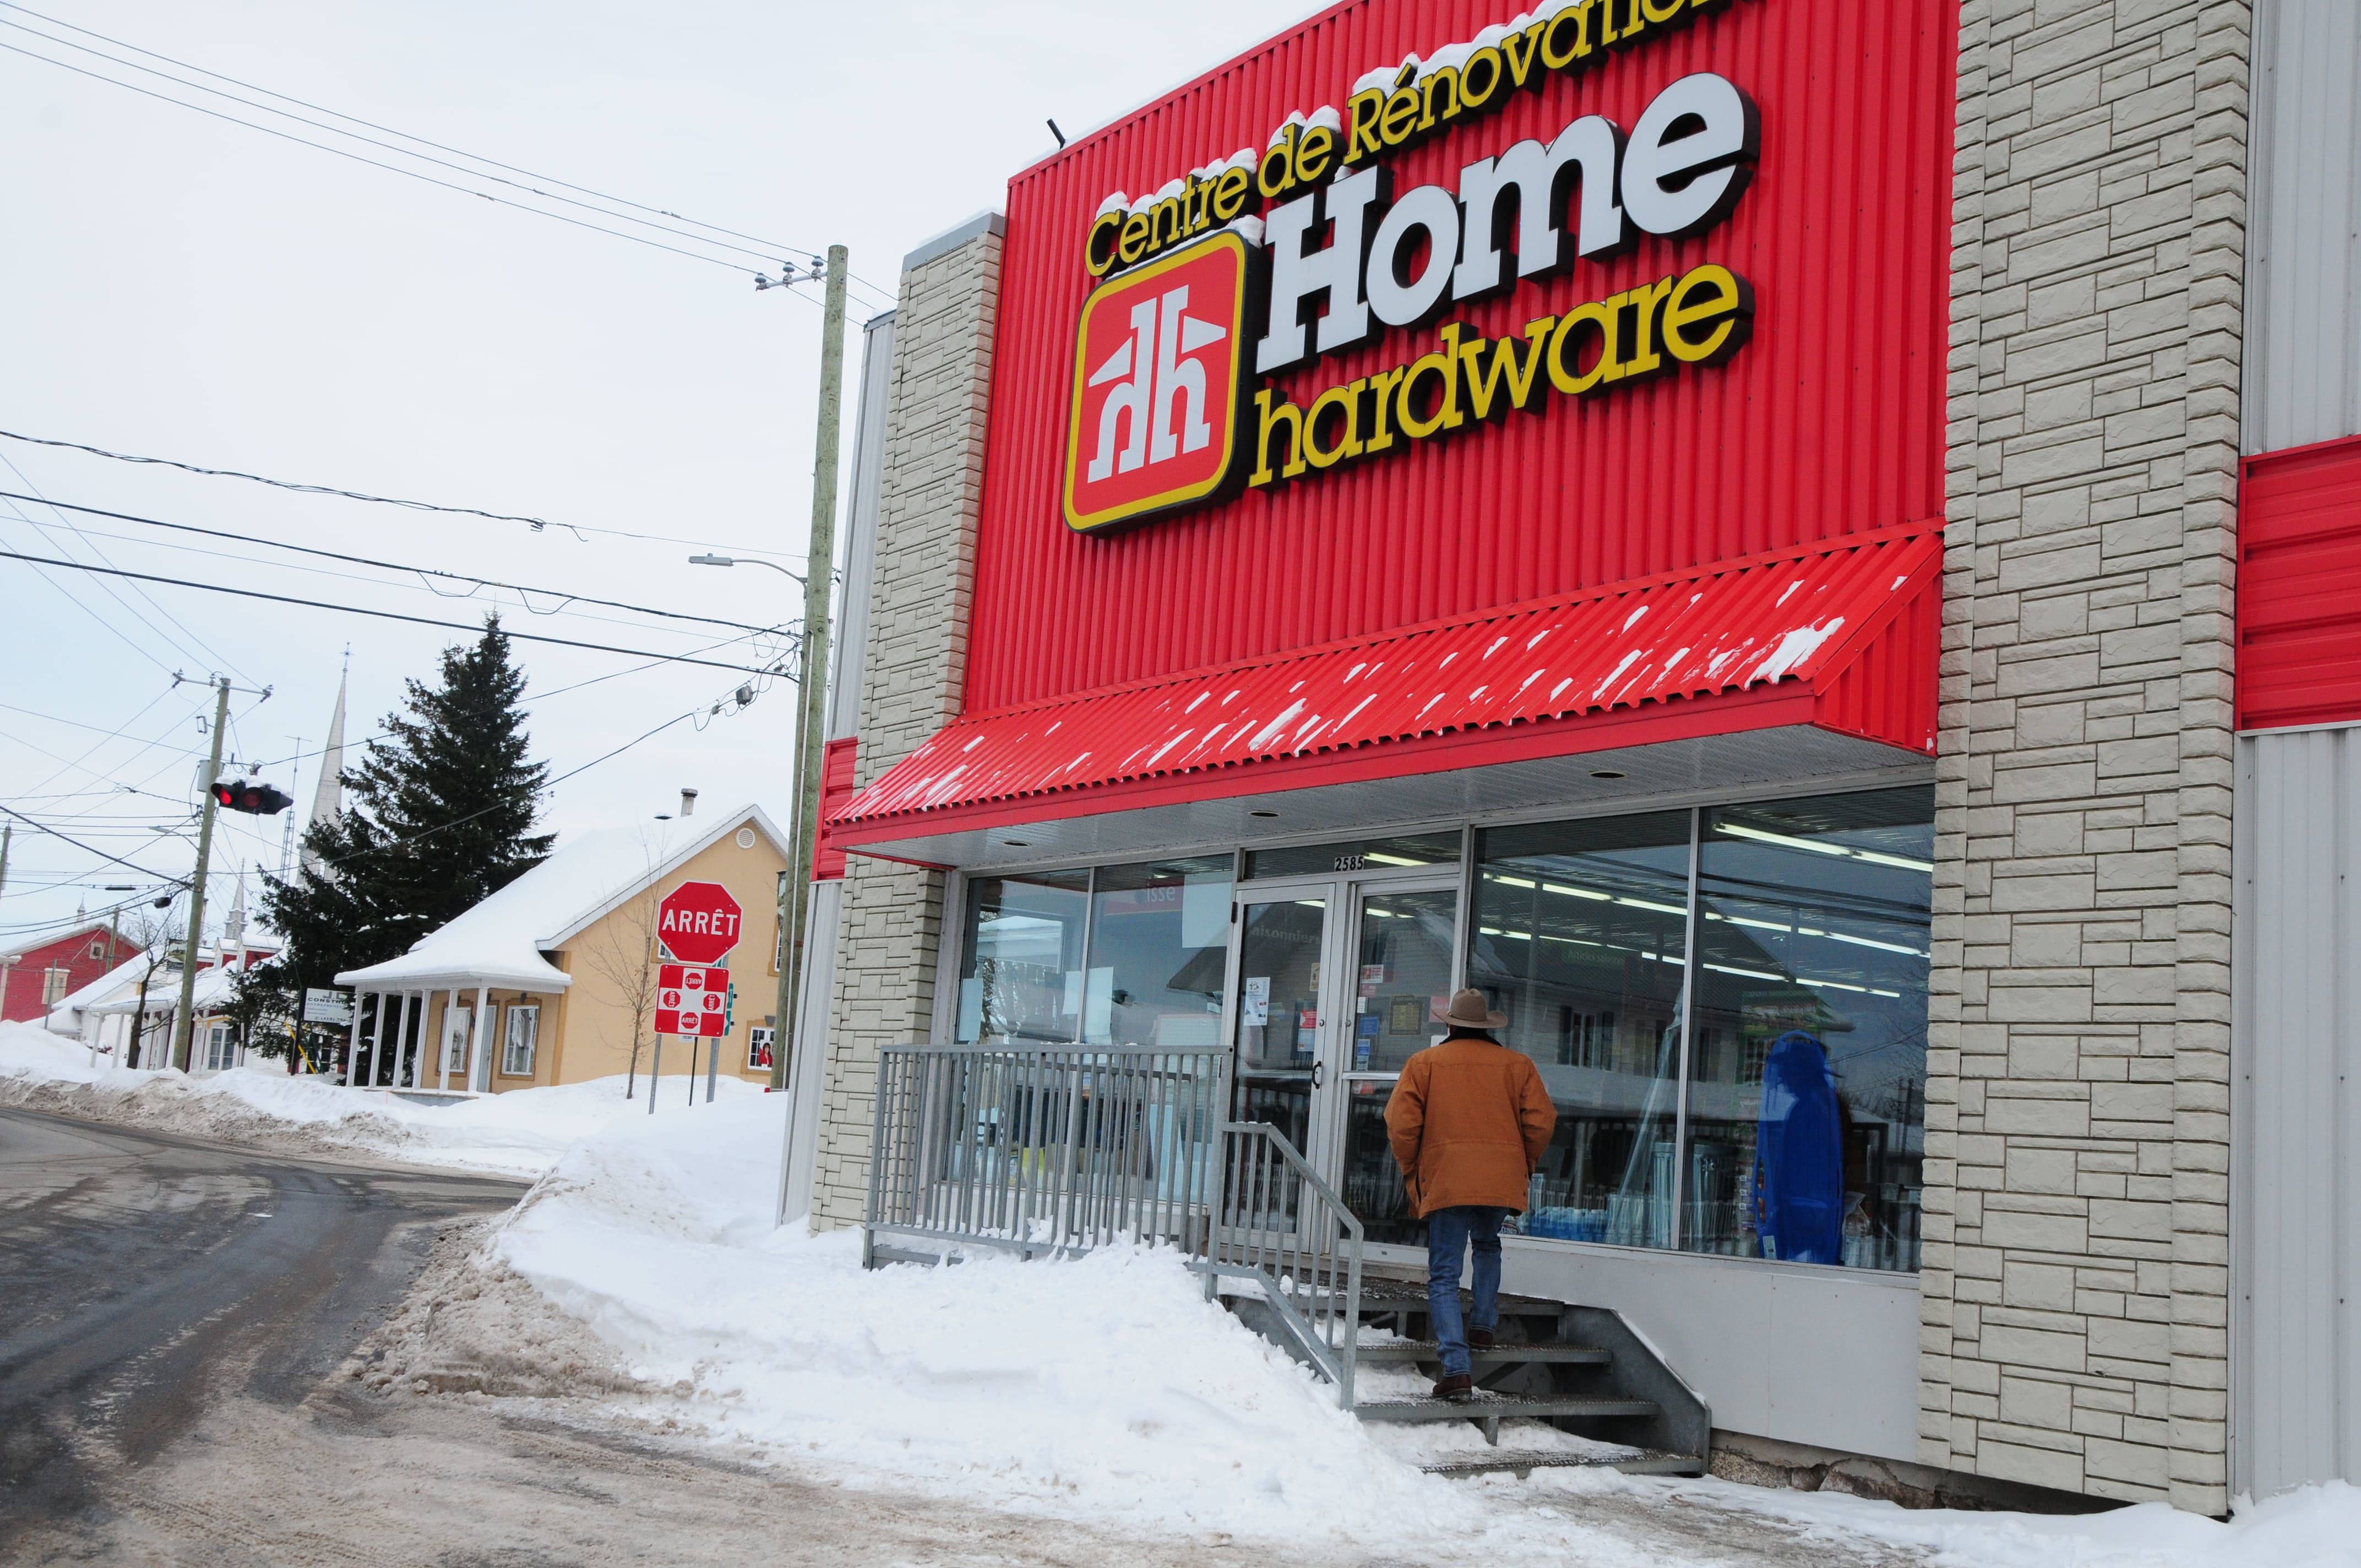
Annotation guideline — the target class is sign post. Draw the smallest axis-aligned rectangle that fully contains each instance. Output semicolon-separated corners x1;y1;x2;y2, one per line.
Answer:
655;884;743;1110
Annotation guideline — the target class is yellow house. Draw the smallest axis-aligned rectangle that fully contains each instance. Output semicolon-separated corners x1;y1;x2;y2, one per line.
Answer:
335;803;790;1095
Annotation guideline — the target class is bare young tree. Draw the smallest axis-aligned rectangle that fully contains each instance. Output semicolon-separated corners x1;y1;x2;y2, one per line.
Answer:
117;903;182;1069
576;847;663;1099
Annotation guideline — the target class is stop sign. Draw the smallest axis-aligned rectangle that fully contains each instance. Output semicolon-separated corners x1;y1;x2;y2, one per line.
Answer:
657;880;744;966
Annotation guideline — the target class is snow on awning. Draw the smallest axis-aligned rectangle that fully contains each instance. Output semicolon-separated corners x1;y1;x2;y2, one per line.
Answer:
831;526;1939;859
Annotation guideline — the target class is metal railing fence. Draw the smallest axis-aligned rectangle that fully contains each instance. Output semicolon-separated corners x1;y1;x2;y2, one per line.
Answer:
864;1043;1223;1260
1200;1118;1365;1407
863;1043;1366;1408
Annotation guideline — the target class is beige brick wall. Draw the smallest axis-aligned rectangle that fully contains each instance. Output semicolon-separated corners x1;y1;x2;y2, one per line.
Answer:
1927;0;2247;1511
809;218;1003;1229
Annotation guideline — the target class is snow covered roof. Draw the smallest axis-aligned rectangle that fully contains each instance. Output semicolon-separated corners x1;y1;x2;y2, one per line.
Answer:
83;961;238;1016
334;804;785;994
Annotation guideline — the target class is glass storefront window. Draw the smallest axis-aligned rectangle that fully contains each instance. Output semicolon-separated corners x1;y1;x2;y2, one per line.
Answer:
1689;788;1931;1272
954;870;1090;1044
1351;887;1456;1074
1082;856;1233;1047
1468;811;1693;1252
1245;829;1462;880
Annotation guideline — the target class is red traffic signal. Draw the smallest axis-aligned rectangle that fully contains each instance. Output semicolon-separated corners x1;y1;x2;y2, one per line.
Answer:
213;778;295;815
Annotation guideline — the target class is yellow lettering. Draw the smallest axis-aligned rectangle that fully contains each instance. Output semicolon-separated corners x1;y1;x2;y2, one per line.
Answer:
1540;6;1587;70
1302;380;1367;469
1344;90;1386;165
1211;166;1252;222
1257;126;1298;200
1460;318;1556;420
1118;212;1151;265
1419;66;1460;131
1458;46;1504;111
1085;210;1124;277
1379;88;1421;147
1295;124;1336;185
1362;367;1407;453
1397;325;1466;439
1150;195;1186;253
1250;390;1306;486
1661;264;1753;364
1499;22;1544;88
1618;275;1679;380
1643;0;1687;20
1547;301;1619;395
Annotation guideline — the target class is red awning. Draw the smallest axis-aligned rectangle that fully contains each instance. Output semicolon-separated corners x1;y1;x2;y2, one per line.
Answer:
832;525;1939;853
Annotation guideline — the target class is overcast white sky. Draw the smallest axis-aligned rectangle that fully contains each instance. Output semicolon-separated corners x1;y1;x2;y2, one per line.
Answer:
0;0;1328;951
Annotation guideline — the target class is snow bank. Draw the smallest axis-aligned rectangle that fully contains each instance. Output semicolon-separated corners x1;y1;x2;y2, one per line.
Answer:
0;1019;755;1179
489;1094;1647;1556
485;1092;2361;1565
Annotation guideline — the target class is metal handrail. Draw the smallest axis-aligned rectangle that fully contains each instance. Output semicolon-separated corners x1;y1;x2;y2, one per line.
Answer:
865;1043;1224;1261
1200;1120;1365;1409
862;1043;1368;1409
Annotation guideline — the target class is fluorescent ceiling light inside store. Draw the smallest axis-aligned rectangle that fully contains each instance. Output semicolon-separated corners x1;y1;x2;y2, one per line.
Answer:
1713;821;1935;874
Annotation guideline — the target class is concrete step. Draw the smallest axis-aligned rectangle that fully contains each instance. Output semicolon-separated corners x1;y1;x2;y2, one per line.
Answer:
1354;1341;1611;1366
1419;1446;1705;1479
1354;1392;1659;1423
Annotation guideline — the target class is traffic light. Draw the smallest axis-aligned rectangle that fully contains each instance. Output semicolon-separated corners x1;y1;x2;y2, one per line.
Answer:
212;778;295;815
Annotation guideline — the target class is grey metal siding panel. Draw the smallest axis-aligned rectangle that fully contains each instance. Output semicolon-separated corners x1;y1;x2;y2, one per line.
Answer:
2233;727;2361;1495
828;312;896;742
2245;1;2361;454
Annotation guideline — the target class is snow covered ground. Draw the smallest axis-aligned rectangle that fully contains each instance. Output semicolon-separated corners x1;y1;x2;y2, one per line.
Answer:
0;1017;758;1178
8;1017;2358;1566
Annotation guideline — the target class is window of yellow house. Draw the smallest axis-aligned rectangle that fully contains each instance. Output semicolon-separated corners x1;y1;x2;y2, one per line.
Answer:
501;1003;539;1077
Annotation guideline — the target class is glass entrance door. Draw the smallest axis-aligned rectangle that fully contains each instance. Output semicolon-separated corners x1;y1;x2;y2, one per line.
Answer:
1228;892;1332;1161
1224;873;1464;1248
1337;880;1461;1245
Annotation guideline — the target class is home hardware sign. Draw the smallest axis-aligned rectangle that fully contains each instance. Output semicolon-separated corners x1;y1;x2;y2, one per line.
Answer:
1063;0;1761;536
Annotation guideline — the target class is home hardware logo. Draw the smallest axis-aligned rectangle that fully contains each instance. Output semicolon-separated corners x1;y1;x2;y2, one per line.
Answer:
1060;0;1761;536
1063;232;1254;533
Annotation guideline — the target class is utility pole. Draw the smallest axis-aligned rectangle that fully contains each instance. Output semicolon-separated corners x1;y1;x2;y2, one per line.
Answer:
170;677;236;1072
0;823;11;1017
770;244;851;1095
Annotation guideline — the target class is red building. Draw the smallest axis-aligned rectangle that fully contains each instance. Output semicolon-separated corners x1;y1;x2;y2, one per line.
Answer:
0;924;138;1024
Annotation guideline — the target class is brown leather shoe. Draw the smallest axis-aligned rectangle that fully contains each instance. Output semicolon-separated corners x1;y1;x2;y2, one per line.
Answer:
1431;1374;1475;1402
1468;1328;1496;1350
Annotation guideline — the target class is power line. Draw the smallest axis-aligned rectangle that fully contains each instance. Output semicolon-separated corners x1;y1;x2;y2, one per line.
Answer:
0;2;897;307
0;491;805;634
0;38;826;291
0;802;193;885
0;430;808;559
0;548;794;677
0;449;260;686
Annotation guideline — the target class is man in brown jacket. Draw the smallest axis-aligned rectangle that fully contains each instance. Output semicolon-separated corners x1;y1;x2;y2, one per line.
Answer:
1385;989;1558;1401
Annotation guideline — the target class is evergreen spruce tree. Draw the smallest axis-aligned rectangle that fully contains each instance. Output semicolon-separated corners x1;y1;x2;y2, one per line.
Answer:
263;617;553;994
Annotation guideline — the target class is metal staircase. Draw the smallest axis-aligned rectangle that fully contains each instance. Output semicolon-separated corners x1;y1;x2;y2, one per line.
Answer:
1339;1277;1710;1479
858;1041;1709;1480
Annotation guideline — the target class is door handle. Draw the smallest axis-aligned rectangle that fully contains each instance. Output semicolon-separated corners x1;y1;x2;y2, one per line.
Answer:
1310;1061;1325;1089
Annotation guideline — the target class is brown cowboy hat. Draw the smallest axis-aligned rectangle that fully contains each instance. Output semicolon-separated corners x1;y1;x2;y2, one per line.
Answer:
1430;988;1509;1030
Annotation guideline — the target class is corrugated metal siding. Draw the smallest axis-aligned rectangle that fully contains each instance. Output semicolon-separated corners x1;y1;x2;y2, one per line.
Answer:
836;526;1937;832
966;0;1955;711
2238;435;2361;730
2233;726;2361;1496
2245;1;2361;456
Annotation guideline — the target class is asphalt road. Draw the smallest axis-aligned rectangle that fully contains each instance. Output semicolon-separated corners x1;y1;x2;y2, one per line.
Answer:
0;1103;1930;1568
0;1105;526;1554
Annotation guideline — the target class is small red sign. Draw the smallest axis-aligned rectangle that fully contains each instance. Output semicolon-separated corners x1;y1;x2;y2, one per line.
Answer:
656;961;728;1038
658;880;744;966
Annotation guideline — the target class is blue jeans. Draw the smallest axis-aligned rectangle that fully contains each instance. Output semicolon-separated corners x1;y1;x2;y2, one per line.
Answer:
1426;1205;1507;1378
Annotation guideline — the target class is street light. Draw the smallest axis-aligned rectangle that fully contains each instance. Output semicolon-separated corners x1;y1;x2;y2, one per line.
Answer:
688;552;804;585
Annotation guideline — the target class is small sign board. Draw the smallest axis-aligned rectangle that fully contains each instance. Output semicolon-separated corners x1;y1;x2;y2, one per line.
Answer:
302;988;354;1026
657;881;744;967
656;962;728;1039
